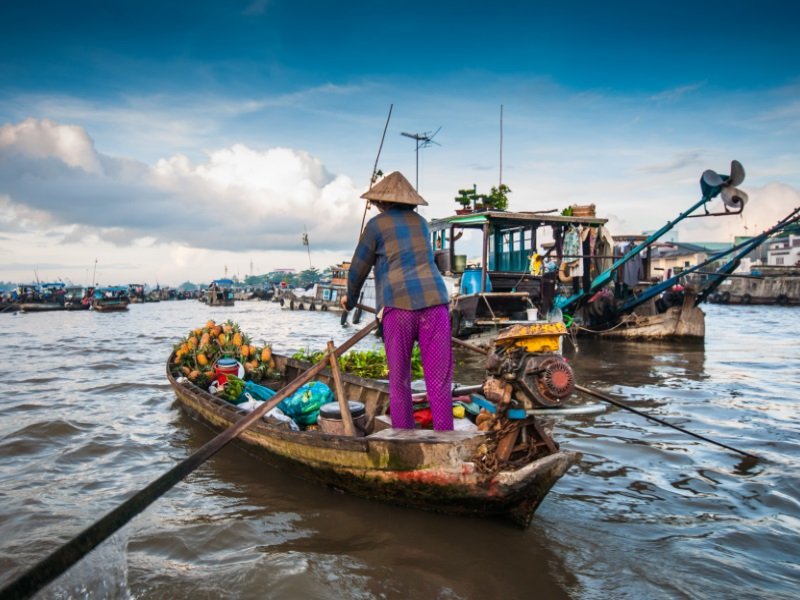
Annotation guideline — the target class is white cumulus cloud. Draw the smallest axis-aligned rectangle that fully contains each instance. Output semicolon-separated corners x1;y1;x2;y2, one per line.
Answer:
0;117;102;173
0;118;365;253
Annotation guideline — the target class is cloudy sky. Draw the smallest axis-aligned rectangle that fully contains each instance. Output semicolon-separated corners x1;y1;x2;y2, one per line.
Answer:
1;0;798;286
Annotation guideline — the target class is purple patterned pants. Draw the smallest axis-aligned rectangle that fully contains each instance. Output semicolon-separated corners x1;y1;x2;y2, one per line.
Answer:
382;304;454;431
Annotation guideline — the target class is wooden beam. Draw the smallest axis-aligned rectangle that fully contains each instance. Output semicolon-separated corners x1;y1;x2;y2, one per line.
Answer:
327;341;357;436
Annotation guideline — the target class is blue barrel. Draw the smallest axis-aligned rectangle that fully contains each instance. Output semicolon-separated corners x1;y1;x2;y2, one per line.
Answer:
460;269;492;294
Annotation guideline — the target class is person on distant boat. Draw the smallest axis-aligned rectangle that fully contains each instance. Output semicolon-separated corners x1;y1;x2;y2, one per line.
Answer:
341;171;454;431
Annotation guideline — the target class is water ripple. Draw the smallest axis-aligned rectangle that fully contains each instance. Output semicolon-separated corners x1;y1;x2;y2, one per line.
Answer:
0;301;797;599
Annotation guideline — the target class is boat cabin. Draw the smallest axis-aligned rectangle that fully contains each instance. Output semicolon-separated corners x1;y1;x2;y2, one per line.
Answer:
92;286;130;311
205;279;235;306
278;262;375;313
429;210;608;340
64;286;92;310
128;284;146;303
330;262;350;287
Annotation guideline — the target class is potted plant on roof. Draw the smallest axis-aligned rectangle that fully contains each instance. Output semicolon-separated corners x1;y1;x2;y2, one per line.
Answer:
483;184;511;211
455;187;477;214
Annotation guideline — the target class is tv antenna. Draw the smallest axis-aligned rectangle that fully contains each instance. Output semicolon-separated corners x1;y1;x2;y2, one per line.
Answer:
401;127;441;191
499;104;504;187
302;226;312;268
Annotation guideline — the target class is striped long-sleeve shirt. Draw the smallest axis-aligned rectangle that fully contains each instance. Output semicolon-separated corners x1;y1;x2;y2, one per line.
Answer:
345;206;449;311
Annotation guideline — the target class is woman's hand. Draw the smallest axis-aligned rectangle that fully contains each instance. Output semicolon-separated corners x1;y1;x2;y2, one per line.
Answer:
340;296;349;310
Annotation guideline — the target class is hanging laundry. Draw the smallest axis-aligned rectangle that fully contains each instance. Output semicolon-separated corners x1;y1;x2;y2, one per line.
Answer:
563;226;581;262
621;242;644;287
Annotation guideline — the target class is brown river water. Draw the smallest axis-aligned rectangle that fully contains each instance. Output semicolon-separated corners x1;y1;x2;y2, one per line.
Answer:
0;301;798;599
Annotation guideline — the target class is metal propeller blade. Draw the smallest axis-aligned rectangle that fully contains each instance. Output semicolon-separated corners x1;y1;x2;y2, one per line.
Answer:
700;160;746;202
728;160;745;187
721;186;748;209
702;169;724;188
701;169;724;198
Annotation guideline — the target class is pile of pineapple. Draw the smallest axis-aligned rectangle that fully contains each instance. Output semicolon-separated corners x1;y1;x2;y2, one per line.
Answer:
172;319;278;388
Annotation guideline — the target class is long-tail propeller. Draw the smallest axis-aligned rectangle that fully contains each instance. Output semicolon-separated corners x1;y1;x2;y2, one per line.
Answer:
700;160;748;214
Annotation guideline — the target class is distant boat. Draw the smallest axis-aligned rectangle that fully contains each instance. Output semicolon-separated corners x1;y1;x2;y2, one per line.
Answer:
64;286;92;311
92;286;130;312
279;262;375;314
202;279;235;306
19;282;66;312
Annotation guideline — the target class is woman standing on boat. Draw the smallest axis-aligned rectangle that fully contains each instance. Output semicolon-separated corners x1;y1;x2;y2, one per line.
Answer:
341;171;454;431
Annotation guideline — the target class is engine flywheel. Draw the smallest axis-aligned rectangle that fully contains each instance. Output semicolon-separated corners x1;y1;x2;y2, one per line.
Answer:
536;357;575;401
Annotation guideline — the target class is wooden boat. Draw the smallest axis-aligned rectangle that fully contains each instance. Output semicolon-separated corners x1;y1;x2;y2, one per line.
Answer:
92;298;129;312
708;269;799;306
202;279;235;306
128;284;146;303
17;282;66;312
307;262;350;312
92;286;130;312
585;289;706;339
0;301;20;313
280;265;376;314
64;286;91;310
594;207;800;336
429;161;793;341
167;352;579;527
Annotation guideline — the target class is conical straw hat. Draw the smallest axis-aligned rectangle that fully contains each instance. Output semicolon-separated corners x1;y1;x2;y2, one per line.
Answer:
361;171;428;206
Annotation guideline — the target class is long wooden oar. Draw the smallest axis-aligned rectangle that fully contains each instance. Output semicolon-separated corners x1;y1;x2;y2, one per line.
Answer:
0;320;378;600
448;322;759;461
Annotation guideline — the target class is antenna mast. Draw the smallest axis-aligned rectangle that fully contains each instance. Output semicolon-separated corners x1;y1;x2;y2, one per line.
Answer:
302;226;312;268
499;104;504;187
400;127;441;191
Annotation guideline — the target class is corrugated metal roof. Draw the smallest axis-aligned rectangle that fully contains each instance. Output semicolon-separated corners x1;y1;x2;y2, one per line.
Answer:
430;210;607;230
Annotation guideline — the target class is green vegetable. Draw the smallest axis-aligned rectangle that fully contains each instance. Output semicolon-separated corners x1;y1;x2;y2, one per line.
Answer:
221;375;246;403
291;345;424;380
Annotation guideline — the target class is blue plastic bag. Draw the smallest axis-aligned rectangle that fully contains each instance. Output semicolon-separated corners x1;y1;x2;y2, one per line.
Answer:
278;381;333;426
236;380;277;403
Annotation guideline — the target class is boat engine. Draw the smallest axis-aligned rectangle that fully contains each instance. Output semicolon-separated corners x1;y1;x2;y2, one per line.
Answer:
483;322;574;410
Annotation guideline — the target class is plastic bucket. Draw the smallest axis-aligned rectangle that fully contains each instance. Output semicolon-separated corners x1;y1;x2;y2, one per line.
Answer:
434;251;451;273
460;269;492;294
215;358;239;379
318;401;367;436
526;308;538;321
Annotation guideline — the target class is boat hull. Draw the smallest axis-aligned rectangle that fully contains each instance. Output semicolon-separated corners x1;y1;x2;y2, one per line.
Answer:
587;294;705;340
708;275;800;306
167;355;578;526
64;301;90;311
19;303;64;312
92;300;130;312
